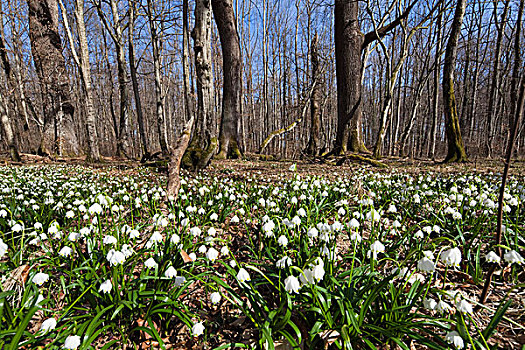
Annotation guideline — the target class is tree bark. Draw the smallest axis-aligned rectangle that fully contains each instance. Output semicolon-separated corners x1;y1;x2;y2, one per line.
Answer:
59;0;100;161
486;0;510;158
128;0;149;160
305;33;322;156
212;0;242;159
442;0;468;163
333;0;364;155
0;86;21;162
147;0;169;157
27;0;78;157
184;0;217;170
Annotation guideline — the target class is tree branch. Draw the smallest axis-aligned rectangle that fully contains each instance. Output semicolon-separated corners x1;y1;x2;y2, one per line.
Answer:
361;0;419;50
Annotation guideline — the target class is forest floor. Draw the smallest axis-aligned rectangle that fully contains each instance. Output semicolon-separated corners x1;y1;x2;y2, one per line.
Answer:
0;153;524;349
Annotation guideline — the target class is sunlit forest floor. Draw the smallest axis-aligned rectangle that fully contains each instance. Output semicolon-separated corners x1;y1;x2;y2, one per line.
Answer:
0;155;524;349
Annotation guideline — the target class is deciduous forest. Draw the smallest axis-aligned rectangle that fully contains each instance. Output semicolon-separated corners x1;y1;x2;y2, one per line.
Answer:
0;0;524;349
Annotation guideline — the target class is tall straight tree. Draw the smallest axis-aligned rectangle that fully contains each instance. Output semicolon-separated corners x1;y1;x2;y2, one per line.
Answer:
0;2;21;162
95;0;130;158
27;0;78;156
212;0;242;159
58;0;101;161
128;0;149;160
442;0;468;162
333;0;417;156
146;0;168;157
184;0;217;169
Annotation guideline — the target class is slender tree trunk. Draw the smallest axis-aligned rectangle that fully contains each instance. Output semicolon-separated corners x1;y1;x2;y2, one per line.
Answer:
486;0;510;158
442;0;468;163
27;0;78;157
63;0;101;161
212;0;242;159
429;7;443;159
306;33;321;156
128;0;149;160
147;0;168;157
0;87;21;162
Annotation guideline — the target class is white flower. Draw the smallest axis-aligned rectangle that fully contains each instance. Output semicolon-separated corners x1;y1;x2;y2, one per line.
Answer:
503;250;524;264
445;331;464;349
40;317;57;333
276;256;292;269
299;269;314;285
107;250;126;266
165;266;177;278
103;235;117;245
210;292;221;304
237;268;250;283
220;246;229;256
170;233;180;245
192;322;205;336
441;247;462;267
206;247;219;262
198;245;207;254
190;227;202;237
485;251;501;264
367;209;381;222
145;257;158;269
284;275;300;293
174;276;186;287
423;298;437;310
59;246;72;257
414;230;424;239
0;209;6;218
455;299;473;314
436;300;452;314
289;163;297;171
350;232;362;242
33;272;49;286
417;257;435;273
188;252;197;261
65;210;75;219
348;218;360;229
277;235;288;247
368;240;385;259
99;279;112;294
312;263;325;282
88;203;103;215
297;208;306;217
129;229;140;239
231;215;240;223
0;238;8;258
307;227;318;238
64;335;82;349
11;223;23;232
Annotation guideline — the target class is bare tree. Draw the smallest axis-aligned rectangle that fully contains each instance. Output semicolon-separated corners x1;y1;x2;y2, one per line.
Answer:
184;0;217;169
58;0;101;161
442;0;468;162
27;0;78;156
212;0;242;159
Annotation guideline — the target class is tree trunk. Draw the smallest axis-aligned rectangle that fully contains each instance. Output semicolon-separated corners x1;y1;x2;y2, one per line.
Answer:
184;0;217;170
486;0;510;158
67;0;101;161
27;0;78;157
128;0;149;160
333;0;364;155
0;87;21;162
442;0;468;163
212;0;242;159
147;0;168;157
305;33;321;156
